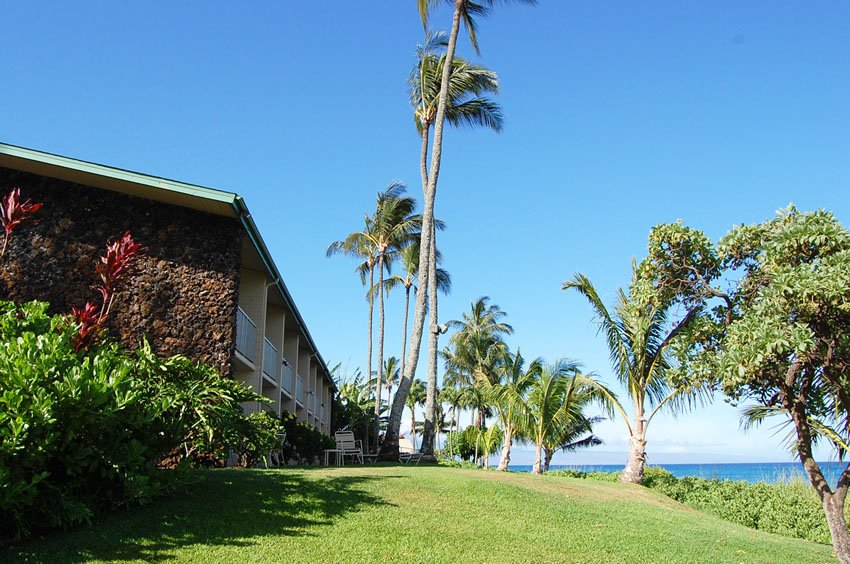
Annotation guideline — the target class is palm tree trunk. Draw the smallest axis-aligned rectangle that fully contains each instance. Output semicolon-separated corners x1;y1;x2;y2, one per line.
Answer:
497;426;512;471
532;440;544;475
421;221;439;456
544;447;554;473
622;416;647;484
379;0;462;462
410;409;417;450
400;284;411;378
375;254;385;417
367;263;375;447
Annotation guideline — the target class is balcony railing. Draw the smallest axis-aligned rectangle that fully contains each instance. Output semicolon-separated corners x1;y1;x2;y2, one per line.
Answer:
235;307;257;363
262;338;279;382
280;360;293;395
296;375;305;406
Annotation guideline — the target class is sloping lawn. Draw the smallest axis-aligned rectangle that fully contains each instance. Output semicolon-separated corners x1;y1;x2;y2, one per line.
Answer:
3;465;837;563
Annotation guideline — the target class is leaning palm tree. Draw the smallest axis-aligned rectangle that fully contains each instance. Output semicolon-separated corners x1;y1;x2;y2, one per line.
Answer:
542;415;604;473
384;241;451;379
385;0;535;460
563;272;707;483
411;33;503;457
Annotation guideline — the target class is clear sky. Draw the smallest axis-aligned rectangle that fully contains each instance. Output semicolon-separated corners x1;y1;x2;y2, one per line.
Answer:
2;1;848;464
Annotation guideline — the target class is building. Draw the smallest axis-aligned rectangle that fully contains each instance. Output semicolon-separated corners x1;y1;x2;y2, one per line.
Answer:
0;142;333;433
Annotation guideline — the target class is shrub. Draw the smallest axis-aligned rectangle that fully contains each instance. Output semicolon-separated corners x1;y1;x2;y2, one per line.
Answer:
549;464;837;544
0;300;271;541
0;301;163;539
443;426;478;462
279;411;334;464
232;411;286;468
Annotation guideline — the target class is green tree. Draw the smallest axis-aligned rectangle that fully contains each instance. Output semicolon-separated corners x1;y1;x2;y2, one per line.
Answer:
489;349;541;471
542;415;603;473
409;32;503;458
564;266;710;484
406;378;428;449
655;209;850;562
523;360;612;475
475;424;504;469
385;0;535;461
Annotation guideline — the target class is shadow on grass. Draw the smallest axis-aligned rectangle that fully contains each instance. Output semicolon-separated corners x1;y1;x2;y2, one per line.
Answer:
4;469;398;562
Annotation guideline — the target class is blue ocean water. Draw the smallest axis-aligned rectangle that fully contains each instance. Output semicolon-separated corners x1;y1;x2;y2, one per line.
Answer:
510;462;848;484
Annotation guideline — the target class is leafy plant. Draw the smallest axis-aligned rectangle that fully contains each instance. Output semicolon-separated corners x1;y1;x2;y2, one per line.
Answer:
0;187;42;259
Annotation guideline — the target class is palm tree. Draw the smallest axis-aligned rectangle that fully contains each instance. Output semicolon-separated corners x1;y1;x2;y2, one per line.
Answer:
542;416;603;473
439;386;463;457
369;184;420;425
327;220;378;417
382;356;402;410
489;349;542;471
406;378;427;449
384;241;451;379
410;33;503;458
524;360;613;475
475;424;504;469
337;371;377;453
385;0;534;460
563;272;707;483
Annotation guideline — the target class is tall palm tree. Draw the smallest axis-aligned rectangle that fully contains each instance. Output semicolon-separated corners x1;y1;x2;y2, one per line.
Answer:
384;241;451;379
382;356;402;410
327;219;378;416
406;378;427;449
370;184;420;425
564;272;707;483
410;33;503;458
523;360;613;475
384;0;534;460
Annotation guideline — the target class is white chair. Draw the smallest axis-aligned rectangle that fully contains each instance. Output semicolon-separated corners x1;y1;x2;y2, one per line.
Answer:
325;430;363;465
398;437;423;464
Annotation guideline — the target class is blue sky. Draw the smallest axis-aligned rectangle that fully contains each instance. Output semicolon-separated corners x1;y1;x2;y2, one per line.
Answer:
2;1;849;464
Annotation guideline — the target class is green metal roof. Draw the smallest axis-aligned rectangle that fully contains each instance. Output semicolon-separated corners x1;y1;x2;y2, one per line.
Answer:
0;142;334;391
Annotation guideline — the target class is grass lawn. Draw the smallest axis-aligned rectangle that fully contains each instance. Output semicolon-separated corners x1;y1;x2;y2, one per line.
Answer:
3;465;837;563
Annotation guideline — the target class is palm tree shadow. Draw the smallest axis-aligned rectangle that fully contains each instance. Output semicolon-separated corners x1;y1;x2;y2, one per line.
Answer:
5;469;400;562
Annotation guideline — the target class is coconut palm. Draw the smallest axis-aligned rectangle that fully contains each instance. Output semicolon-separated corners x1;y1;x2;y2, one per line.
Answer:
523;360;613;475
384;241;451;379
410;34;503;457
327;219;378;416
406;378;428;449
542;415;604;473
489;349;542;471
439;385;463;457
384;0;534;460
369;184;421;423
475;424;504;469
382;356;402;410
563;272;707;483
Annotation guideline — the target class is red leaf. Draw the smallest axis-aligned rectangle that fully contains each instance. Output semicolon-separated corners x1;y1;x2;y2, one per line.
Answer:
1;188;42;236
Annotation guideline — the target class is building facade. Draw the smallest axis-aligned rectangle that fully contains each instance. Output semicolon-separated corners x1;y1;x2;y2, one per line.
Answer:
0;143;333;433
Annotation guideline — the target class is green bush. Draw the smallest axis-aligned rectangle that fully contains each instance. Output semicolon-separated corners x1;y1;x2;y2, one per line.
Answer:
550;464;836;544
232;411;286;468
279;411;334;464
0;300;271;541
443;426;479;461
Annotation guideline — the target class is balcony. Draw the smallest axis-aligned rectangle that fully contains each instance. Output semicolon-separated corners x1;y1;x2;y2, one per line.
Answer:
262;337;279;382
296;375;305;407
280;360;293;396
235;307;257;363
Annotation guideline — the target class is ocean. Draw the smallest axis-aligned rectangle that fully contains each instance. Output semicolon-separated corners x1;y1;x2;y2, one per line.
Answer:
509;462;848;484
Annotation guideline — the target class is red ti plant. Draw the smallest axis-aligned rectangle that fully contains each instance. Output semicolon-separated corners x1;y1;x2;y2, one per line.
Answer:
0;187;43;259
71;231;144;351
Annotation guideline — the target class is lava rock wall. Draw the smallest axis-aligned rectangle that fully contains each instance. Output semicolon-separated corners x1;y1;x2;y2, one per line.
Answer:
0;167;242;376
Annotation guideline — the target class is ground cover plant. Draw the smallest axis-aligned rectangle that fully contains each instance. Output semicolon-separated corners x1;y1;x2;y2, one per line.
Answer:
550;466;843;545
2;466;836;563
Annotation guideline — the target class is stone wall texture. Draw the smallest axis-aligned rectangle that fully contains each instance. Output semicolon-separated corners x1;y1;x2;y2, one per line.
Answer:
0;167;243;376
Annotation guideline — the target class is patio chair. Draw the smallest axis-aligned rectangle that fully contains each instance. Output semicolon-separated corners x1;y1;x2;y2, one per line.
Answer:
398;437;423;465
268;431;288;467
325;430;363;465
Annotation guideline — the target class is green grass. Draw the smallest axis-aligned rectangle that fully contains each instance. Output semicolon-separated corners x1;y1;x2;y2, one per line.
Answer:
3;465;837;563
